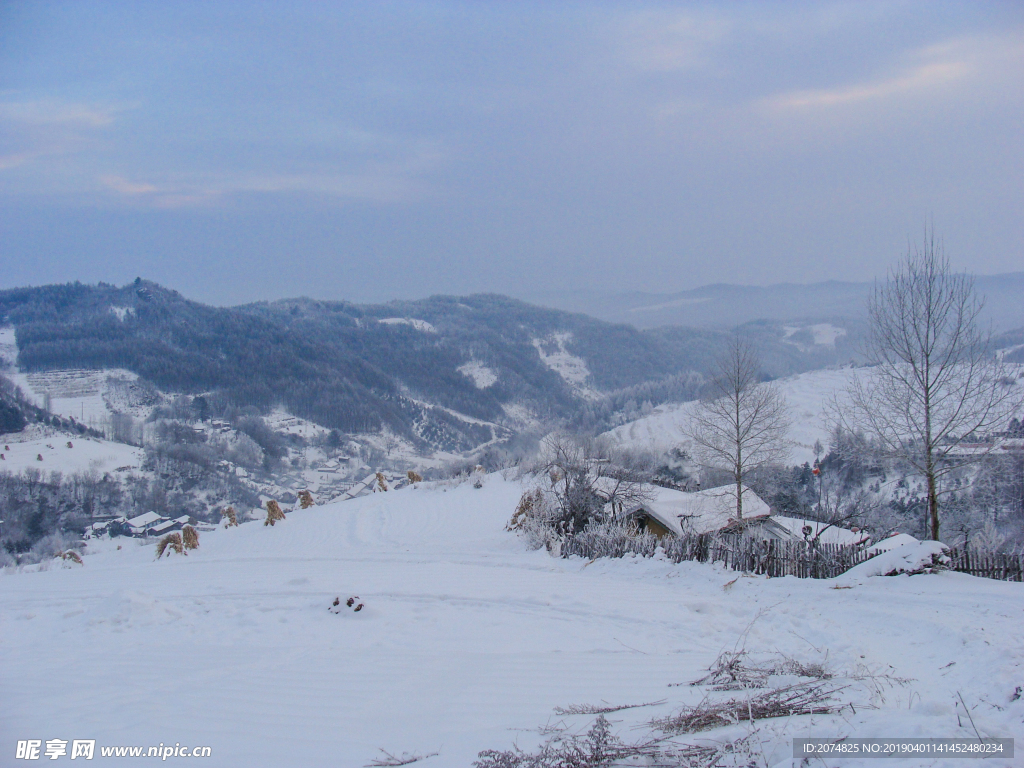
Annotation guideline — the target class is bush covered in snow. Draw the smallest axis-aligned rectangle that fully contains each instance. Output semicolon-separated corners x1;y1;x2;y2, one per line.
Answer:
844;539;950;578
561;519;658;560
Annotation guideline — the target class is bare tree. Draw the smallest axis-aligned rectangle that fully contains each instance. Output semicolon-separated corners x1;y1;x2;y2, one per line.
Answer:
686;338;790;520
381;431;401;459
837;229;1022;540
805;468;880;543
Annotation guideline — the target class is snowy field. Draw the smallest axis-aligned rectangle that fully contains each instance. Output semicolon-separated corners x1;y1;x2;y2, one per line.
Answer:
605;368;863;465
0;426;142;475
2;475;1021;767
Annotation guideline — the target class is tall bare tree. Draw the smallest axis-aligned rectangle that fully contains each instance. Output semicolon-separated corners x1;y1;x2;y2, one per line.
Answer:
838;229;1022;540
686;338;790;520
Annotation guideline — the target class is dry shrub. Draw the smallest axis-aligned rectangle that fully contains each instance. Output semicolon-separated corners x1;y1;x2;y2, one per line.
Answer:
298;490;315;509
475;715;648;768
507;489;545;531
376;472;389;492
156;532;184;558
57;550;83;565
407;470;423;484
651;681;842;735
474;715;749;768
366;749;439;767
264;500;286;526
561;520;657;560
552;700;664;716
222;506;238;527
182;524;199;550
690;650;831;691
506;488;562;552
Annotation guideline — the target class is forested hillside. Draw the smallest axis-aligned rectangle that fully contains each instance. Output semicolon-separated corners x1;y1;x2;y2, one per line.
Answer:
1;280;861;448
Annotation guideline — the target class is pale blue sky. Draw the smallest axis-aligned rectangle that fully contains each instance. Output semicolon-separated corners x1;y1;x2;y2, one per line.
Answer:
1;1;1021;306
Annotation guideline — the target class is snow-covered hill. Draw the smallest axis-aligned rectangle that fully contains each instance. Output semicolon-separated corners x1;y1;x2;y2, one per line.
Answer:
604;367;862;465
2;474;1021;766
0;425;141;475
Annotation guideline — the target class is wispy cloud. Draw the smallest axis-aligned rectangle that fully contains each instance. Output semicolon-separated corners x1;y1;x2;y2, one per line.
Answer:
617;10;730;73
764;32;1021;112
0;97;127;182
233;171;429;203
97;163;437;210
768;60;970;110
99;175;160;195
0;99;123;127
0;150;43;171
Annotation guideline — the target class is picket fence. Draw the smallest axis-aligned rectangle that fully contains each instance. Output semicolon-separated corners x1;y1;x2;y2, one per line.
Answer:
657;533;1024;582
661;534;875;579
946;547;1024;582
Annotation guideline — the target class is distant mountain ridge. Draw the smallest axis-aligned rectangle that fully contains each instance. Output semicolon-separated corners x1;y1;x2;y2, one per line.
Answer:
0;280;867;452
528;273;1024;331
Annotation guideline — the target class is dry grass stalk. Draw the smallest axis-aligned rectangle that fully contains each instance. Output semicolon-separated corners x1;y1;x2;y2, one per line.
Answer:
376;472;389;492
690;650;830;690
406;470;422;484
652;681;842;734
365;749;439;766
474;714;752;768
221;506;238;527
264;500;286;526
182;524;199;550
552;700;665;715
475;715;660;768
156;532;184;558
298;490;315;509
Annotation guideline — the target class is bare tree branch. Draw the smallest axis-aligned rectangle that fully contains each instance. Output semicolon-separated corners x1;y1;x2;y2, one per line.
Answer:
836;227;1023;540
686;337;790;519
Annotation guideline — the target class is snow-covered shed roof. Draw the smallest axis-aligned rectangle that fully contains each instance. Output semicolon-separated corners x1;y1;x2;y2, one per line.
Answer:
770;516;872;546
625;485;770;537
126;512;163;529
148;519;182;535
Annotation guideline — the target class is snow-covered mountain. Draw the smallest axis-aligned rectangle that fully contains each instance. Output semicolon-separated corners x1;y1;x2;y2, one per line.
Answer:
531;272;1024;331
0;281;867;456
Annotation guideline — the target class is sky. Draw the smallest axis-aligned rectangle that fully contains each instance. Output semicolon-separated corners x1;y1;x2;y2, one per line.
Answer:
1;1;1022;307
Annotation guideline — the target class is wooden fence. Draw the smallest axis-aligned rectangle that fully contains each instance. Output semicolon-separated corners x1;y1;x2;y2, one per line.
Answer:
946;547;1024;582
662;534;877;579
660;534;1024;582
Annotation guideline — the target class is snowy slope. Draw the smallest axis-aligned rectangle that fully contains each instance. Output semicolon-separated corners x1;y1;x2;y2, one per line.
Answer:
0;425;142;474
532;332;601;400
0;326;17;370
6;368;155;425
604;367;862;465
2;475;1022;767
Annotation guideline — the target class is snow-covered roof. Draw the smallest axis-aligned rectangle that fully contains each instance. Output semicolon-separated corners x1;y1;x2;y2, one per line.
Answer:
126;512;163;529
148;520;181;535
172;516;191;525
625;485;770;536
770;516;871;546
